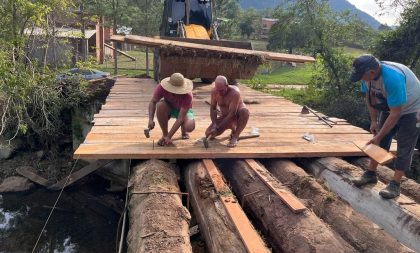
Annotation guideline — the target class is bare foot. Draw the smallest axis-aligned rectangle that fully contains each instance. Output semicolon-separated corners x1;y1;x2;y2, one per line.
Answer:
227;137;238;148
182;133;190;139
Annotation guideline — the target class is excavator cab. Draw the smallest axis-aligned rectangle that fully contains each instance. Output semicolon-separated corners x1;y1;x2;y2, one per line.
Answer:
154;0;255;83
160;0;213;39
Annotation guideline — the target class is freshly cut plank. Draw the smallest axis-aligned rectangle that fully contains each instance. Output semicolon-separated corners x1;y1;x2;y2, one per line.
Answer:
353;141;395;165
201;159;269;253
244;159;306;213
111;35;315;63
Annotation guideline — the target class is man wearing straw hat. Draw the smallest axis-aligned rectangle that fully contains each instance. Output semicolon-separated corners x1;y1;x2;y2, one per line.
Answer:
148;73;195;146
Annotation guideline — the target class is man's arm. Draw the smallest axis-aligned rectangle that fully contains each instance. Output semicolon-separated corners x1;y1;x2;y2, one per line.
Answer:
217;93;240;131
148;97;159;129
365;94;379;135
210;90;218;124
167;107;189;139
370;106;401;145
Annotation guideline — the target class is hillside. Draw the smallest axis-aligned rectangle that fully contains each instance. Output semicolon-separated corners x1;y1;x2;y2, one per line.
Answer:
239;0;382;29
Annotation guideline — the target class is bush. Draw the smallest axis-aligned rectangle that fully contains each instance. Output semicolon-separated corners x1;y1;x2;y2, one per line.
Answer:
303;53;370;129
0;48;89;150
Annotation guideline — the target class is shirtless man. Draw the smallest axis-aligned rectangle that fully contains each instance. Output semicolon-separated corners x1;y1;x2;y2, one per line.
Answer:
205;76;250;147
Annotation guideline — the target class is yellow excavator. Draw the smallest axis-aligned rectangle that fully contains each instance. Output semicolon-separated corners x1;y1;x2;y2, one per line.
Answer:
154;0;257;83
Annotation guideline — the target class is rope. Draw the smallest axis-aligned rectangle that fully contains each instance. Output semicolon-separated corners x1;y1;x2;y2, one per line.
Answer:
116;159;132;253
31;156;80;253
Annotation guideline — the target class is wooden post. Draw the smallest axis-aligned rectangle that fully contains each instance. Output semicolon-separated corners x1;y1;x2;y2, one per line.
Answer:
96;16;105;64
146;47;149;76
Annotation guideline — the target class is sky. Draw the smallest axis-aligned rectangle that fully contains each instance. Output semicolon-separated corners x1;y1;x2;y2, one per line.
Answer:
347;0;402;26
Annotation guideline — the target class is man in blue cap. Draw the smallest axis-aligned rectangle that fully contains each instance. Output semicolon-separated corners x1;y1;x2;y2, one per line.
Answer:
350;54;420;199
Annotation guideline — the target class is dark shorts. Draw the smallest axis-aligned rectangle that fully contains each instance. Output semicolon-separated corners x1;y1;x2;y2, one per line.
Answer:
378;112;420;172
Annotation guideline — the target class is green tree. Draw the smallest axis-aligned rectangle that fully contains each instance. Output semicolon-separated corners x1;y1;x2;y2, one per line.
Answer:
270;0;370;127
373;1;420;70
214;0;240;20
238;8;260;39
128;0;163;36
0;0;89;149
268;7;311;54
213;0;241;39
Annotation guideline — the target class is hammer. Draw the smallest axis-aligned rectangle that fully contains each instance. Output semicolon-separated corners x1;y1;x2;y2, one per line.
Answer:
202;134;214;149
144;127;152;138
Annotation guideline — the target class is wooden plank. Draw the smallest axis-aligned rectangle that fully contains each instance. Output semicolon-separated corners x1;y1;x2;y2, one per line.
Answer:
48;160;113;190
201;159;269;253
16;166;52;187
244;159;306;214
88;125;368;134
74;142;388;159
83;133;374;144
353;141;395;165
104;43;136;60
111;35;315;63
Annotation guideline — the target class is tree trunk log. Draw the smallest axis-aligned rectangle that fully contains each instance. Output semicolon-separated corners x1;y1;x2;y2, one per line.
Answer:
265;159;414;253
350;157;420;203
184;161;248;253
220;159;356;253
127;159;192;253
297;157;420;252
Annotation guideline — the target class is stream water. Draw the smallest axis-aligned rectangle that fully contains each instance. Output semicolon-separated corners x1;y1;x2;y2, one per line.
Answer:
0;176;121;253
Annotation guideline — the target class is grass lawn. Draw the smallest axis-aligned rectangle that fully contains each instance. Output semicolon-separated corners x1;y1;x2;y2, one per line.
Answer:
340;46;368;57
95;49;154;77
242;63;313;85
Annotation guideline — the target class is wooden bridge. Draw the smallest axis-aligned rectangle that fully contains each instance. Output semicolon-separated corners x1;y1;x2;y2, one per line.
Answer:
74;77;395;159
71;78;420;253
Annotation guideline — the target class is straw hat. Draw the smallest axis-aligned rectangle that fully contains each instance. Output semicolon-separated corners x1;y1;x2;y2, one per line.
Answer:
161;73;193;94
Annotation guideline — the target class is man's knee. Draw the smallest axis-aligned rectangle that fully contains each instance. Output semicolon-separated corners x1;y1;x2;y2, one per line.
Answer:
239;107;250;119
183;119;195;132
